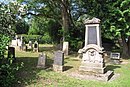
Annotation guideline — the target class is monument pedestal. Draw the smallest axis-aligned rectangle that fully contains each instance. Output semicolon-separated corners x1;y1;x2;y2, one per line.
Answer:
78;17;114;81
79;62;106;74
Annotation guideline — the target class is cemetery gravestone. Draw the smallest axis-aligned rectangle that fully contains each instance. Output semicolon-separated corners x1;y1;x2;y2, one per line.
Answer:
8;47;16;61
62;42;69;56
28;41;33;50
37;53;46;68
33;41;39;52
53;51;64;72
78;17;113;81
110;53;120;64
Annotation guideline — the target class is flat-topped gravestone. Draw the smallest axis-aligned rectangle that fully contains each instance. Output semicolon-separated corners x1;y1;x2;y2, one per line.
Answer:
8;47;16;62
53;51;64;72
78;17;113;81
37;53;46;68
110;52;120;64
33;41;39;52
28;41;33;50
62;42;69;56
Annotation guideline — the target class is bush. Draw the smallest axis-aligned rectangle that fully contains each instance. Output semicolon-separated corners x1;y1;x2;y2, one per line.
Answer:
0;35;24;87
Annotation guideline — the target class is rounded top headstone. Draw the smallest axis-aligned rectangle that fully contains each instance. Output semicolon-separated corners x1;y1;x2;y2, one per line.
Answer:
84;17;100;24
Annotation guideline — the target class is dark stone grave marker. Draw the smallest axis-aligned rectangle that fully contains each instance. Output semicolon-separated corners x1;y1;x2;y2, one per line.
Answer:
53;51;64;72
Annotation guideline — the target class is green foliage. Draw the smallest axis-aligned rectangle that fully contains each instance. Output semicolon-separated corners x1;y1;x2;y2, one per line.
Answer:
0;62;24;87
41;33;52;44
0;1;25;87
0;35;10;59
16;20;29;34
20;34;52;44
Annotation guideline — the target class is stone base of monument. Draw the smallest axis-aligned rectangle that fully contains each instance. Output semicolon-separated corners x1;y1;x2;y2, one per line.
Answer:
79;62;114;81
53;64;63;72
111;59;120;64
37;65;46;69
79;62;106;74
33;48;38;52
69;70;114;82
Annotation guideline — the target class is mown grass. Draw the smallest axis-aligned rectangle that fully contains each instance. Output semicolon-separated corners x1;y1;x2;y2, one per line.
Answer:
15;44;130;87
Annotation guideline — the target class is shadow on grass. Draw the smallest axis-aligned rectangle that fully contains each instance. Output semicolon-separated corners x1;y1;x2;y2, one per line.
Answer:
64;66;73;71
106;65;121;71
15;57;54;87
39;47;54;52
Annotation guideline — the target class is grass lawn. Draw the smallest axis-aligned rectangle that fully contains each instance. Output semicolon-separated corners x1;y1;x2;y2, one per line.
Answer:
15;44;130;87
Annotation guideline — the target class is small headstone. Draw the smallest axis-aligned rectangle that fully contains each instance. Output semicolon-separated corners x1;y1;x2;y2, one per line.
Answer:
37;53;46;68
53;51;64;72
8;47;16;61
110;52;120;64
62;42;69;56
11;40;17;46
33;41;39;52
28;41;33;49
23;44;27;52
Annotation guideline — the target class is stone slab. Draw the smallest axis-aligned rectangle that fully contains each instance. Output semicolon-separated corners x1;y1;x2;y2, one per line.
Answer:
37;53;46;68
79;65;106;74
69;70;114;82
80;62;105;68
62;42;69;56
54;51;64;66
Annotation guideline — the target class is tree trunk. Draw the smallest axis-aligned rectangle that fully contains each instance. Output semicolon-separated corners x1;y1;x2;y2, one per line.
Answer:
61;0;70;41
127;36;130;56
121;33;129;58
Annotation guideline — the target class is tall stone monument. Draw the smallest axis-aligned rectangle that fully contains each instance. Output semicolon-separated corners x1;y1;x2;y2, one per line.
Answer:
78;17;113;81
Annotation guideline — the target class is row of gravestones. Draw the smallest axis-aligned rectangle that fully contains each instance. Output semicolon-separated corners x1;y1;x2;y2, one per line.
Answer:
37;50;64;72
11;35;39;52
18;41;39;52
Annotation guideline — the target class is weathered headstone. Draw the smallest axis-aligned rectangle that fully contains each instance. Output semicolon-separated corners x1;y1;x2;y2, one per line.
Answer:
78;17;113;81
53;51;64;72
28;41;33;50
11;40;17;46
110;52;120;64
62;42;69;56
37;53;46;68
8;47;16;61
23;44;27;52
33;41;39;52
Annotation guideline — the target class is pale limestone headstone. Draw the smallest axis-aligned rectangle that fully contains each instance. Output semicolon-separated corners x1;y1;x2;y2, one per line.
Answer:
53;51;64;72
37;53;46;68
78;17;113;81
11;40;17;46
62;42;69;56
28;41;33;49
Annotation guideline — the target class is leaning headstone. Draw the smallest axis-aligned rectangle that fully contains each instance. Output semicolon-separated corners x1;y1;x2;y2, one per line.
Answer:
33;41;39;52
110;52;120;64
37;53;46;68
53;51;64;72
8;47;16;62
62;42;69;56
78;17;113;81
